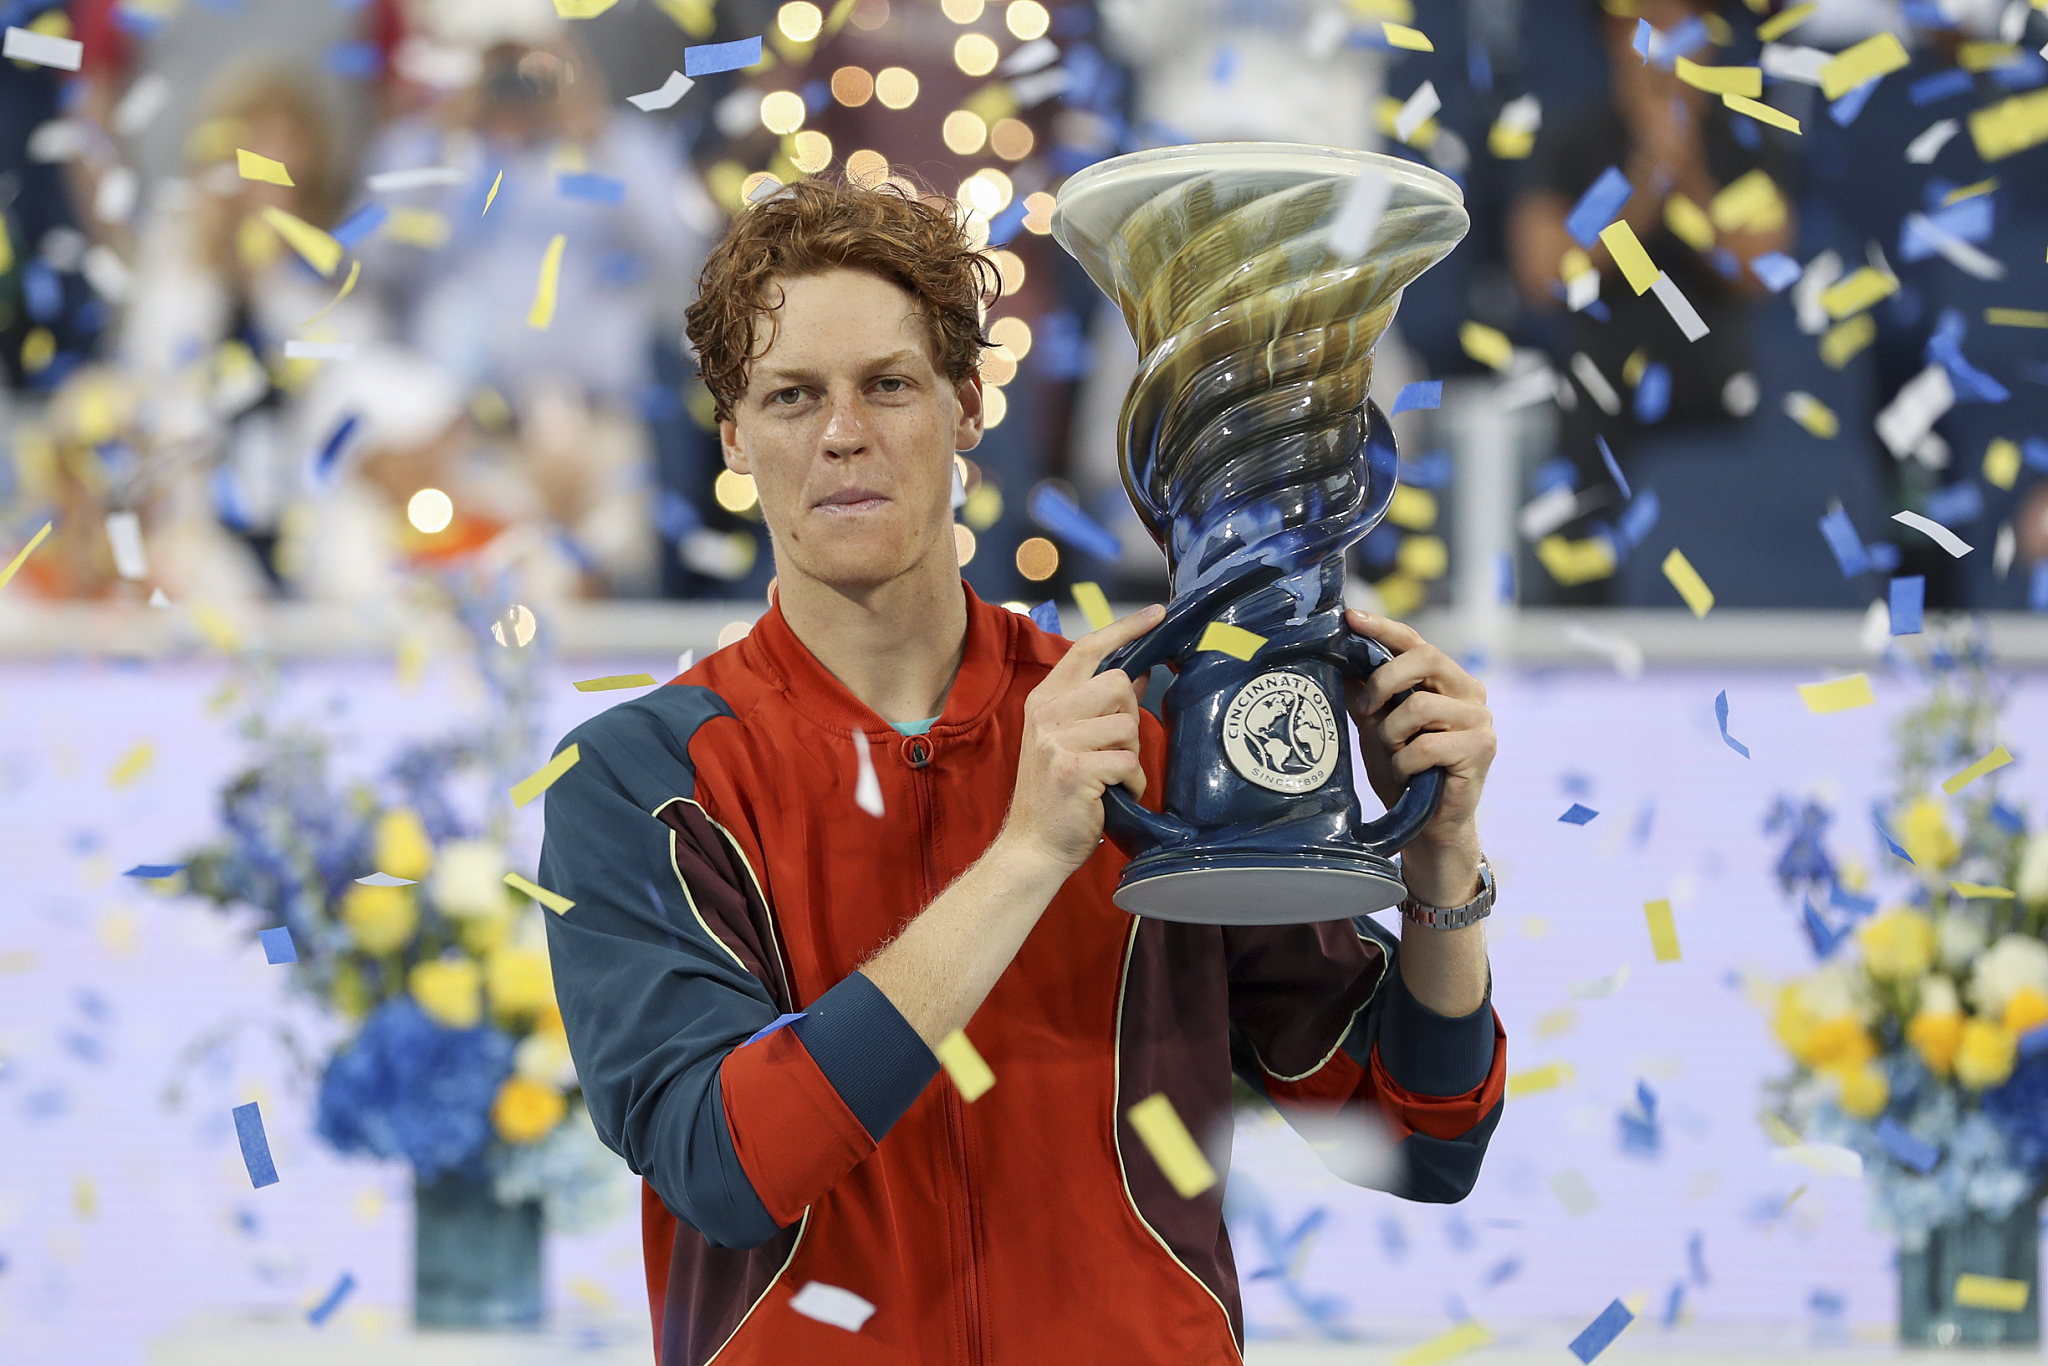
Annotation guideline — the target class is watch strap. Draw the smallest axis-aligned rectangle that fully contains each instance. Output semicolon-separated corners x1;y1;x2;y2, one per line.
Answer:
1399;855;1495;930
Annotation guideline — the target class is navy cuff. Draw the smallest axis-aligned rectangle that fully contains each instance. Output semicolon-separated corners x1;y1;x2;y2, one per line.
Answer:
790;971;941;1143
1377;967;1496;1098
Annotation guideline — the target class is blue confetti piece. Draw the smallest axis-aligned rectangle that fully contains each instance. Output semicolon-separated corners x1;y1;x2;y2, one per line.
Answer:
1595;434;1630;501
1750;252;1801;292
2024;439;2048;474
557;172;625;205
1482;1256;1521;1286
1212;45;1238;83
324;40;381;81
1634;363;1671;425
1867;541;1901;573
1027;483;1123;561
330;202;387;250
124;862;185;878
314;412;360;484
1496;550;1515;605
1803;896;1851;956
1874;1117;1939;1173
1911;68;1974;104
1688;1231;1710;1285
1663;1282;1686;1328
1873;816;1914;864
1829;879;1877;919
1392;380;1442;415
1888;576;1924;635
233;1101;279;1188
308;1271;356;1326
1619;486;1660;546
987;198;1028;247
1468;43;1492;91
684;35;763;76
1398;449;1454;489
1990;801;2025;834
2030;561;2048;612
1560;803;1600;825
257;927;297;964
1657;14;1710;65
1027;599;1063;635
1714;690;1750;758
744;1012;804;1046
1818;506;1870;577
1566;167;1634;248
1570;1299;1635;1363
1830;79;1877;126
1633;18;1652;61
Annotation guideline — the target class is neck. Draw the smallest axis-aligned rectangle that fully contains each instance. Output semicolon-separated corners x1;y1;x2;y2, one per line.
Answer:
774;556;970;728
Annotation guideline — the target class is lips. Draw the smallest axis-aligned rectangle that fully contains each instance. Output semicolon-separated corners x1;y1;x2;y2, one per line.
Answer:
817;488;888;508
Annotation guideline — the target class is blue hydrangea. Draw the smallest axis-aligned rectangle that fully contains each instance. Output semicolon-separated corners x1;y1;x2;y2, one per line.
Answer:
1983;1049;2048;1169
316;999;514;1181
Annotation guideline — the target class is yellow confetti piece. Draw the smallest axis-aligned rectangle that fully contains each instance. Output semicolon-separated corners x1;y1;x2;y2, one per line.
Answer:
0;520;52;593
1942;178;1998;206
1959;41;2021;72
1395;1320;1492;1366
1661;548;1714;617
260;206;342;276
1819;313;1875;368
1761;1111;1803;1147
527;233;566;330
573;673;658;692
1196;622;1265;661
1071;581;1113;631
1985;438;2022;489
236;148;294;186
1488;120;1535;159
1535;534;1616;585
1459;320;1512;370
1797;672;1875;714
1126;1092;1217;1198
512;743;580;808
1560;246;1592;281
1507;1061;1575;1097
1722;92;1801;134
1786;392;1839;438
1986;307;2048;328
553;0;621;14
1766;1184;1808;1230
1665;193;1716;251
298;258;360;330
1820;266;1898;319
189;601;242;653
74;1175;96;1219
109;740;155;789
1709;169;1788;234
1382;20;1433;49
1676;58;1761;97
1598;220;1660;295
1956;1274;2030;1312
0;950;37;974
936;1029;995;1101
1756;1;1815;39
385;207;450;249
566;1276;614;1312
1943;744;2014;794
504;871;574;915
1951;881;2017;900
1397;533;1448;580
484;169;504;214
1387;484;1438;531
1644;898;1682;961
1969;87;2048;162
1534;1007;1576;1038
1820;31;1909;100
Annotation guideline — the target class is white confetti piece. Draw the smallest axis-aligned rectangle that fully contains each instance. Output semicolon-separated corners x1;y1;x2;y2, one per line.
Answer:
1569;352;1621;414
1874;363;1954;459
1569;964;1631;999
852;732;885;818
113;72;170;136
1903;212;2005;280
1773;1143;1863;1179
1565;267;1601;311
1394;80;1441;144
366;166;463;192
356;872;418;887
1650;273;1710;340
789;1281;875;1332
627;71;695;112
284;340;357;361
1000;36;1060;75
677;649;696;675
4;25;82;70
1549;1169;1600;1217
1906;118;1960;164
1325;165;1392;260
1563;621;1644;678
1892;509;1973;558
1519;485;1584;541
1994;522;2015;577
1759;42;1829;85
105;512;148;581
147;587;172;609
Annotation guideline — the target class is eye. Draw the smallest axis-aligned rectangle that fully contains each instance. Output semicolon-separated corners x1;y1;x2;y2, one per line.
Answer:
873;377;908;393
770;387;805;406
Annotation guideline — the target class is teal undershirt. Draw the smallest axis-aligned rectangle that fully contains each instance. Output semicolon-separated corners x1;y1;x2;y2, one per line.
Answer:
890;716;941;736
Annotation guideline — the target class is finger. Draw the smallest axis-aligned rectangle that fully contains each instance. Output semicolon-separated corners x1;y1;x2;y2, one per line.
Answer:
1344;607;1424;654
1058;603;1166;679
1355;642;1485;713
1050;711;1144;757
1389;728;1495;779
1374;692;1492;750
1082;748;1148;802
1035;667;1145;729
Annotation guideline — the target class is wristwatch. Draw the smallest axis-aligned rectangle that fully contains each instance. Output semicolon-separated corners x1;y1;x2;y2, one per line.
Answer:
1399;855;1496;931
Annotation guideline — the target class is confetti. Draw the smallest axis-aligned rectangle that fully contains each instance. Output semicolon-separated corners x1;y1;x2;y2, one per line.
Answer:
1820;31;1909;100
1596;435;1630;499
1197;621;1265;660
1905;213;2004;280
1028;482;1122;560
1820;313;1875;368
572;674;657;691
110;740;155;788
299;259;361;329
1798;673;1875;713
558;172;626;205
1327;166;1392;259
504;872;574;915
307;1271;355;1327
1757;2;1816;40
1661;548;1714;617
1876;366;1955;458
1665;192;1716;250
745;1012;805;1046
283;340;356;361
1714;690;1751;758
1874;1117;1939;1172
365;166;461;191
1987;308;2048;328
0;520;53;593
1721;93;1800;134
1392;380;1442;414
1569;1299;1635;1363
684;36;764;76
233;1101;279;1188
356;872;416;886
1892;510;1971;558
484;170;504;214
1820;266;1897;319
1955;1275;2030;1312
1906;118;1962;163
1537;535;1616;585
1127;1092;1217;1198
1650;274;1710;340
1889;575;1925;636
1508;1061;1575;1097
1382;21;1433;50
1396;1322;1491;1366
3;24;81;69
1874;817;1914;863
553;0;621;15
1071;582;1113;631
527;233;566;330
1951;882;2017;901
124;862;184;878
1460;321;1513;371
852;732;885;818
1968;87;2048;161
1644;899;1681;961
936;1029;995;1101
1711;170;1787;233
260;207;343;276
1784;392;1838;437
1393;81;1442;144
237;148;295;186
258;926;297;964
789;1280;877;1331
1675;58;1760;96
1549;1169;1600;1217
1566;167;1634;247
511;744;580;808
1559;803;1599;825
1772;1142;1862;1178
105;511;148;580
1571;353;1622;414
628;71;696;111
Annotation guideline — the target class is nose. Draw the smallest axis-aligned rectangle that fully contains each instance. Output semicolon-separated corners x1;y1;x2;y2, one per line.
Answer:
821;388;871;458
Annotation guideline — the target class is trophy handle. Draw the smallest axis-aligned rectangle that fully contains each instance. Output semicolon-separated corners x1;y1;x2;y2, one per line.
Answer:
1308;632;1448;854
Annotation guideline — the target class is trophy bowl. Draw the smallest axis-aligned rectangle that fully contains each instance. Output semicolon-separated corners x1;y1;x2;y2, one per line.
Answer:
1050;142;1470;925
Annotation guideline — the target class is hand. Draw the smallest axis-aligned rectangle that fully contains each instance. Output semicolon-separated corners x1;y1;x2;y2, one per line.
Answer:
1001;603;1163;873
1340;608;1496;853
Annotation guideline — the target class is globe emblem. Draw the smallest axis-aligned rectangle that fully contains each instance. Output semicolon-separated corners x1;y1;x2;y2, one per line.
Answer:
1220;671;1342;795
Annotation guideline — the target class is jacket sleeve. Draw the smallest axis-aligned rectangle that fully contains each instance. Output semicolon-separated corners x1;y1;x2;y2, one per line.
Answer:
538;694;940;1249
1225;914;1507;1203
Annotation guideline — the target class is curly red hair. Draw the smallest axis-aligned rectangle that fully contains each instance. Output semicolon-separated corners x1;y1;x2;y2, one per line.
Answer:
684;172;1002;422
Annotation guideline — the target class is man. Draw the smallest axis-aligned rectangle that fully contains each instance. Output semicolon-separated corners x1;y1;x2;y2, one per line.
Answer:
540;175;1504;1366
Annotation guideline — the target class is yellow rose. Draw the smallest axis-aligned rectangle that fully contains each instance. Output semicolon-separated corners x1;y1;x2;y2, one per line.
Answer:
1837;1063;1889;1118
1797;1015;1876;1072
491;1076;567;1144
410;956;483;1030
1857;908;1936;981
485;946;554;1020
1908;1009;1965;1076
374;807;434;881
1899;796;1958;872
2004;986;2048;1036
341;884;418;955
1955;1017;2018;1090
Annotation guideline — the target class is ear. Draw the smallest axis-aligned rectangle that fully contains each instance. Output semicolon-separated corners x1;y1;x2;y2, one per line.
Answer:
953;372;985;453
719;416;751;475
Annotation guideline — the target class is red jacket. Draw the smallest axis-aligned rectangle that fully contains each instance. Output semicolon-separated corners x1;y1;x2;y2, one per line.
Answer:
540;581;1506;1365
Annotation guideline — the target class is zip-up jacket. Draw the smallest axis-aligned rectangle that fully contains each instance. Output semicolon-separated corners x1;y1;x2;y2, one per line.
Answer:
539;581;1507;1366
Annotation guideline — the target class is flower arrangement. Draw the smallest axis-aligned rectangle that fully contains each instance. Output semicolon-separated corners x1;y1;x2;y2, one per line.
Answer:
170;571;624;1233
1762;626;2048;1251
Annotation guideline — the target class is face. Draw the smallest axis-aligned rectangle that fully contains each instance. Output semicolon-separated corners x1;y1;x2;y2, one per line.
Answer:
720;268;983;595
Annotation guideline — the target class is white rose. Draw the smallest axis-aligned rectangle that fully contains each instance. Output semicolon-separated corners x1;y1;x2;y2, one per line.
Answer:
2019;833;2048;909
1937;912;1990;971
515;1030;579;1089
1967;934;2048;1018
1918;974;1960;1017
431;840;511;918
1801;958;1877;1024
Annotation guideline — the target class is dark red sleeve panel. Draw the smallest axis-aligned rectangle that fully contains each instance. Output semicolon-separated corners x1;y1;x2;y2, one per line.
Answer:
1259;1010;1507;1144
719;1023;879;1228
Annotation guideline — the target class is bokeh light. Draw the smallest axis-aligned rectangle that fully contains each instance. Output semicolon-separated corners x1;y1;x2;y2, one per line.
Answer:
989;315;1033;359
989;117;1035;161
407;488;453;534
831;66;874;106
714;470;760;513
791;130;833;174
874;67;919;109
1021;190;1056;233
1006;0;1049;38
991;249;1025;296
759;90;806;135
776;1;823;40
942;110;988;155
953;523;977;566
846;148;889;186
1016;536;1059;580
940;0;983;21
954;34;999;77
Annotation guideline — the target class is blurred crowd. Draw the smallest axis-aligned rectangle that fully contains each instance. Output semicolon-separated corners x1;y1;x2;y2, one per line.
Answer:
0;0;2044;614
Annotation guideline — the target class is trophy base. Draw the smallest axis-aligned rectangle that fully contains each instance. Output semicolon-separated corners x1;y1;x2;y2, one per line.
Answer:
1110;848;1409;925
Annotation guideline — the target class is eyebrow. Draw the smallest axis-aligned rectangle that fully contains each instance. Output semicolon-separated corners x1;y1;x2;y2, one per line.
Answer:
756;350;922;386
